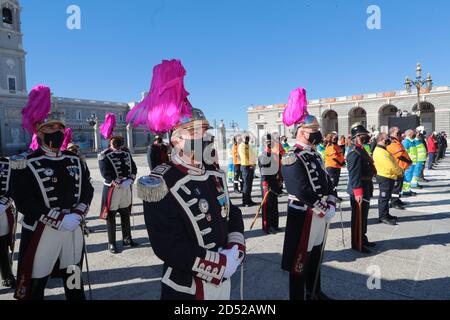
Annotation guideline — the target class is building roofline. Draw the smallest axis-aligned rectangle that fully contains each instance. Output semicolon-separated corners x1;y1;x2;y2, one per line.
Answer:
248;85;450;112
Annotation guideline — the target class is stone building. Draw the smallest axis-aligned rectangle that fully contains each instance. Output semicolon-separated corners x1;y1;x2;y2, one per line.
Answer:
248;86;450;147
0;0;152;155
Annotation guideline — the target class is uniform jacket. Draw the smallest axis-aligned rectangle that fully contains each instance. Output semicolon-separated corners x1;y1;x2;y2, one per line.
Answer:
346;144;376;198
139;154;245;299
403;137;418;163
373;146;404;180
386;137;412;171
148;143;170;171
98;147;137;185
324;144;345;169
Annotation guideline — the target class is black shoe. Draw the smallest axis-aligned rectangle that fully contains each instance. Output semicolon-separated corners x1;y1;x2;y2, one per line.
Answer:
109;244;120;254
309;291;333;300
246;201;258;207
2;277;16;288
380;218;397;226
412;185;423;189
352;246;372;254
364;241;376;248
123;239;139;248
397;199;408;206
268;227;278;234
388;213;398;220
391;202;405;210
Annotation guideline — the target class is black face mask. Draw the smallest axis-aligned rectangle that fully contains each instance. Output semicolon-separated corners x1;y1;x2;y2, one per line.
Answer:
245;138;250;145
385;139;392;146
43;131;65;149
184;138;211;156
307;131;323;146
157;138;163;144
359;135;370;145
112;140;124;149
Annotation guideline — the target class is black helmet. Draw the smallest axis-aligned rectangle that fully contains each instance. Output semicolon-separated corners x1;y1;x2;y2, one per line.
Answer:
351;123;370;139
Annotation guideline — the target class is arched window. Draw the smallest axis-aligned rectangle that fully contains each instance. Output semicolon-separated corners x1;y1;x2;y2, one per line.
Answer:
2;8;13;24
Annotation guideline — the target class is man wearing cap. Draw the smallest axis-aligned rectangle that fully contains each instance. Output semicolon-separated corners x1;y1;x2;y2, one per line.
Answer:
147;135;170;171
0;156;16;288
346;124;377;253
9;84;94;300
130;59;245;300
281;88;337;300
99;135;139;254
258;134;281;234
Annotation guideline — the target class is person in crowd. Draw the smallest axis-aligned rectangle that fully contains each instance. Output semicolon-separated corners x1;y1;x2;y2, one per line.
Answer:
232;135;243;193
427;132;438;170
238;134;257;207
386;127;412;210
373;133;403;225
324;133;345;191
402;130;418;197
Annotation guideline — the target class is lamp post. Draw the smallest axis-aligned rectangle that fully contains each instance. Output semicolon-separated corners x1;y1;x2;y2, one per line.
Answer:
230;120;240;132
86;113;100;152
404;63;433;115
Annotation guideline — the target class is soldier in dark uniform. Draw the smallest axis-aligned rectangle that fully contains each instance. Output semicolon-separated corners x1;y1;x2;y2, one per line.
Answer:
281;114;337;301
0;156;16;288
346;124;377;254
258;134;281;234
147;135;170;171
9;87;94;300
99;135;139;254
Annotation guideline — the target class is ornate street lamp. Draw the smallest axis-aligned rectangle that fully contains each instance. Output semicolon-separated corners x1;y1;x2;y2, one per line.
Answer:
86;113;98;127
404;63;433;115
86;113;100;151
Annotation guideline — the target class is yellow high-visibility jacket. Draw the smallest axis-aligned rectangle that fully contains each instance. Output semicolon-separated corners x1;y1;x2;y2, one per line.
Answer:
373;146;404;180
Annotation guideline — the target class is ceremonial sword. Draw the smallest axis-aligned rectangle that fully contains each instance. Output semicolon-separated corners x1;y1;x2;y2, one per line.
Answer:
312;221;330;300
81;218;93;300
9;204;19;268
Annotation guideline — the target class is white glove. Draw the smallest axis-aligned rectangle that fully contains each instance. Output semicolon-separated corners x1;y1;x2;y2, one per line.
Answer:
222;245;240;279
121;179;134;188
60;214;82;232
0;204;6;216
324;205;336;223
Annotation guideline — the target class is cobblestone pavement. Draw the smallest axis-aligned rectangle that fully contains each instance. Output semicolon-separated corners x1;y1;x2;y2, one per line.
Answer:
1;153;449;300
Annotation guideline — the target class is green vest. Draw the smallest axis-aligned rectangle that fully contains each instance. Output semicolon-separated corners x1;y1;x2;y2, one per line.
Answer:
363;144;372;156
405;137;418;163
415;138;427;162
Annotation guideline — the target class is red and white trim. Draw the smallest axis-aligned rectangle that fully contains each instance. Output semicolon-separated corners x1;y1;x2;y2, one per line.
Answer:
192;251;227;285
39;209;64;230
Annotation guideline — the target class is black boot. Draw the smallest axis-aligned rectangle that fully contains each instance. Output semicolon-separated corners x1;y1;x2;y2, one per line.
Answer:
106;211;119;254
306;245;333;300
119;209;138;248
0;235;15;288
62;267;86;300
29;276;49;300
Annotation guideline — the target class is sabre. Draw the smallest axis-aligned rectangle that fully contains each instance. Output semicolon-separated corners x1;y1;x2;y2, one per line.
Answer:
338;202;345;247
312;221;330;300
81;219;93;300
240;262;244;301
9;204;19;268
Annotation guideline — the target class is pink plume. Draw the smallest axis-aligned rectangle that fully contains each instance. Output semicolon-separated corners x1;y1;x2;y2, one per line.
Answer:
29;134;39;151
22;85;52;134
100;113;117;139
61;128;73;151
282;87;309;127
126;59;193;134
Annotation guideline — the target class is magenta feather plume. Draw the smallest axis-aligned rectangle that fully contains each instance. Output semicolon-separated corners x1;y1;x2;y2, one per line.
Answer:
126;59;193;134
29;134;39;151
100;113;117;139
282;87;309;127
61;128;73;151
22;85;52;134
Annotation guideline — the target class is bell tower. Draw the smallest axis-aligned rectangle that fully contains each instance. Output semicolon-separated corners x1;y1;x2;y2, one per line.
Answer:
0;0;26;95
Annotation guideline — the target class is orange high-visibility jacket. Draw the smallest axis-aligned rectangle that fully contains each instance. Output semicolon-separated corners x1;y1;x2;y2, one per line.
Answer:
386;137;412;171
325;144;345;169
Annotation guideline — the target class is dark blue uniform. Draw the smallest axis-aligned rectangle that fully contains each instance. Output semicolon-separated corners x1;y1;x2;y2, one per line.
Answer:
98;147;138;249
281;144;336;300
139;154;245;300
0;157;15;287
346;144;376;251
9;147;94;300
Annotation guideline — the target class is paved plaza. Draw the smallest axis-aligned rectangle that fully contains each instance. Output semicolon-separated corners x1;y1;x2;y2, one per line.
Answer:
1;153;449;300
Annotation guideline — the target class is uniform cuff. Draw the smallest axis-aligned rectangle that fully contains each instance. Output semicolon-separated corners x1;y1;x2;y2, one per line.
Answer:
353;188;363;197
192;251;227;285
73;203;89;217
312;200;329;218
39;209;64;230
0;196;12;207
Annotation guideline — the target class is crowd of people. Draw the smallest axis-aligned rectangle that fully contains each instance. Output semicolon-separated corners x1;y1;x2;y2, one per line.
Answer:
0;59;448;301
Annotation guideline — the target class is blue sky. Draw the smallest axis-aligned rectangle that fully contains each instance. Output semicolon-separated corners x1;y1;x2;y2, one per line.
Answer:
22;0;450;129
